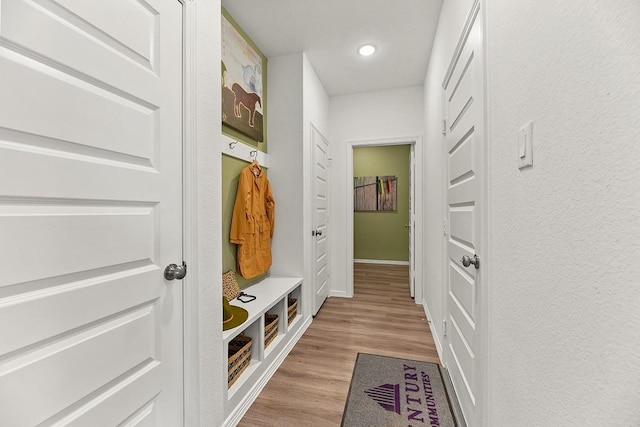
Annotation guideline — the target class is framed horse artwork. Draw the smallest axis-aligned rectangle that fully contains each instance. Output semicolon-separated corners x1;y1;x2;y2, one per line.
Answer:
222;9;267;145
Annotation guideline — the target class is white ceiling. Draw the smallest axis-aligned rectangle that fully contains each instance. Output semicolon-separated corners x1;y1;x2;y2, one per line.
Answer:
221;0;444;96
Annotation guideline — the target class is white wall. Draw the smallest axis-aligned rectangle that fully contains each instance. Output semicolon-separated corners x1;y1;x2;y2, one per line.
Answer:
267;53;304;279
302;54;331;315
189;1;223;425
485;1;640;425
303;54;330;136
422;0;475;357
329;87;425;296
268;53;330;319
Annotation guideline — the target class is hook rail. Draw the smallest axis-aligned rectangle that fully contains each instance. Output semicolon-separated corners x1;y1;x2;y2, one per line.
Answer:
221;134;270;167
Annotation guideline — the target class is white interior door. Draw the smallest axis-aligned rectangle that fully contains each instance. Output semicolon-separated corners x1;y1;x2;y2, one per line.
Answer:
443;4;485;426
409;144;416;298
312;126;330;316
0;0;184;425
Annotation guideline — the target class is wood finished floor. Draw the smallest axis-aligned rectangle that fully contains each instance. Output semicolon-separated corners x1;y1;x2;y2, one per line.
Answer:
238;263;440;427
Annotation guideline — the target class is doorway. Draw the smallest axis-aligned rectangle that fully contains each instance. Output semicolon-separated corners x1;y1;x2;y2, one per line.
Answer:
346;137;423;301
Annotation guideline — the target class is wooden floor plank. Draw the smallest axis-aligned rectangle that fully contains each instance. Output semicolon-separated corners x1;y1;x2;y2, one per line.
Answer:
238;263;439;427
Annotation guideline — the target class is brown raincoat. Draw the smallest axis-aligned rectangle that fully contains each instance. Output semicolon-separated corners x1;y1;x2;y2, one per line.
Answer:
230;161;275;278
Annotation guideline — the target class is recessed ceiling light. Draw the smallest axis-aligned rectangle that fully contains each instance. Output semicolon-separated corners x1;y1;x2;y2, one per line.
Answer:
358;44;376;56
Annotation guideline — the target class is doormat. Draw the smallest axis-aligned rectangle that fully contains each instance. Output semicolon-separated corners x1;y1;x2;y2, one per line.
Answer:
341;353;456;427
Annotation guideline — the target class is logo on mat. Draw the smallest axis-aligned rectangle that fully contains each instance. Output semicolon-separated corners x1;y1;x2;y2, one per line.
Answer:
364;383;401;414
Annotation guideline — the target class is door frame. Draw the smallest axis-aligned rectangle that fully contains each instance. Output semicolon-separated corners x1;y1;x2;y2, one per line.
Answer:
183;0;198;424
183;0;225;425
346;136;423;303
440;0;490;425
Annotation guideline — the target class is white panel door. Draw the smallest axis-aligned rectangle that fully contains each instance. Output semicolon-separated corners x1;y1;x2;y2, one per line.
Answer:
443;4;485;426
312;126;330;316
0;0;184;425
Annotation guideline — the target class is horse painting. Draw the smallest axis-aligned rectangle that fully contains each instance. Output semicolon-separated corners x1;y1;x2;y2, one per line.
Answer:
231;83;262;128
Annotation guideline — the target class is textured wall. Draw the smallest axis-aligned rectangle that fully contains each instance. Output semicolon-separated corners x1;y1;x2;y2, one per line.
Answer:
192;1;223;425
329;87;425;296
486;1;640;425
353;145;411;261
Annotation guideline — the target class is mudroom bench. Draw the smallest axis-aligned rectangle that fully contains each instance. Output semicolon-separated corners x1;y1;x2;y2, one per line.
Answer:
222;276;305;425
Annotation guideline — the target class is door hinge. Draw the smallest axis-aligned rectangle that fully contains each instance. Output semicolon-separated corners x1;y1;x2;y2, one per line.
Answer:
442;119;447;136
442;218;448;236
443;319;447;337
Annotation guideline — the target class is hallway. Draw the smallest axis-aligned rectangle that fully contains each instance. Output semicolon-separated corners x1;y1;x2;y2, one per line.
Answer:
238;263;438;426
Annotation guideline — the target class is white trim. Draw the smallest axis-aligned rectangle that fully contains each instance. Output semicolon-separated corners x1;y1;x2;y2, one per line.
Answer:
346;136;424;303
183;1;223;425
440;80;448;372
182;1;199;425
221;133;270;167
409;143;416;299
479;2;491;426
354;259;409;266
414;140;424;306
423;301;444;363
346;145;355;299
222;316;312;427
329;290;350;298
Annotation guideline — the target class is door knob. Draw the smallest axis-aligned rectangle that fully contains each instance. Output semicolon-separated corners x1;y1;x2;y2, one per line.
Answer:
404;224;410;228
312;229;323;236
164;262;187;280
461;254;480;269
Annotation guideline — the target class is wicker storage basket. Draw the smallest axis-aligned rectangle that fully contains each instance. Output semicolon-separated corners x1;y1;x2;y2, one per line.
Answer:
264;314;278;348
287;297;298;325
228;335;252;387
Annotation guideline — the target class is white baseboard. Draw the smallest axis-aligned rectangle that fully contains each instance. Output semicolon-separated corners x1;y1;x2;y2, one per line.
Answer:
354;259;409;266
423;302;444;364
329;290;351;298
223;316;312;427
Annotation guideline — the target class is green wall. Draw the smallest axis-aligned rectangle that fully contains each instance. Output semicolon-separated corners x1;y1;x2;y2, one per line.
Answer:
221;8;270;288
353;145;411;261
222;154;268;288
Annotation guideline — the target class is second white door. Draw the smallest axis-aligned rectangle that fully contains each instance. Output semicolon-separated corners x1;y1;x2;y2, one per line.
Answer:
409;144;416;298
312;126;330;316
443;3;486;426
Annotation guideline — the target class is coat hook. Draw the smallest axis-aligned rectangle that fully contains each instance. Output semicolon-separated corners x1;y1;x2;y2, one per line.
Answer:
250;150;257;159
229;140;238;149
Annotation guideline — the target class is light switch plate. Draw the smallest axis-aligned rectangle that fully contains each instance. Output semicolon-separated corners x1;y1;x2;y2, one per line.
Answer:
518;121;533;169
